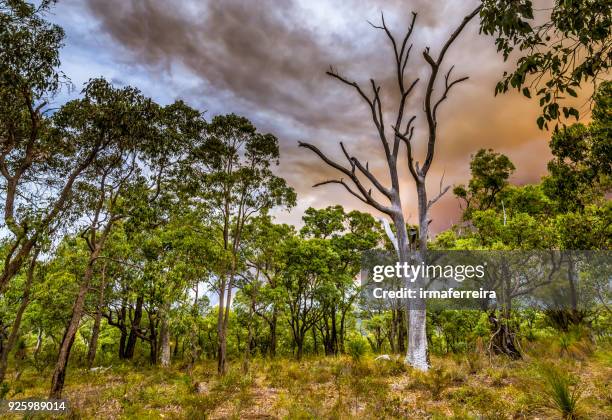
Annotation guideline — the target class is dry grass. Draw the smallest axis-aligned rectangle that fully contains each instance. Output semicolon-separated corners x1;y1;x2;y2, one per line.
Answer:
2;343;611;419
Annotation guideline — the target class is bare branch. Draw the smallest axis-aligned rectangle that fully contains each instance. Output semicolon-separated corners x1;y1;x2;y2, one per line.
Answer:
399;13;418;73
299;141;395;215
392;122;419;181
326;68;390;158
326;67;374;109
340;141;393;198
427;170;450;210
421;5;482;176
432;66;469;123
313;179;368;205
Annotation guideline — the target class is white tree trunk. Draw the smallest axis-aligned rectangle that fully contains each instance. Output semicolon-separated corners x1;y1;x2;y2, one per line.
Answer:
160;317;171;368
405;182;430;371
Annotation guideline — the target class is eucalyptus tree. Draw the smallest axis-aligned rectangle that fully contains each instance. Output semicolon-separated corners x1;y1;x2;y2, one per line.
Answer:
186;114;296;374
453;149;516;220
300;6;481;370
239;215;295;357
97;226;145;361
300;206;381;354
0;245;39;382
49;78;158;398
0;0;102;295
85;227;131;367
138;212;218;367
281;236;339;359
542;81;611;213
117;100;207;367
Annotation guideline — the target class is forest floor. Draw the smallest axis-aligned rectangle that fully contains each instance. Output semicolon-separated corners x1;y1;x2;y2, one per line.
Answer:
3;341;611;419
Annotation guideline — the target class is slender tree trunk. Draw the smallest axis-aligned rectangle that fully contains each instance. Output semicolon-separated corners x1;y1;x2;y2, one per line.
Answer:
116;303;128;359
389;309;397;353
243;305;254;372
173;335;180;358
0;251;38;383
296;335;304;360
331;308;338;355
566;254;583;325
125;295;144;359
118;328;127;359
87;263;106;369
149;312;158;365
159;315;171;367
0;239;36;296
489;260;521;358
339;309;347;354
269;309;277;358
398;308;406;354
50;224;110;398
50;281;92;397
33;328;43;365
217;275;228;375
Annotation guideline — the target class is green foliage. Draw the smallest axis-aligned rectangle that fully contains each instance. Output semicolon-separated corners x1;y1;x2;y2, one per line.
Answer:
453;148;515;218
0;0;64;97
346;335;369;361
0;1;609;411
538;363;582;419
543;82;611;212
480;0;611;127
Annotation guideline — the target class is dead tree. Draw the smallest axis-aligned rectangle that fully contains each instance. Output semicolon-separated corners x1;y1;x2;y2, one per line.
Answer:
299;6;481;370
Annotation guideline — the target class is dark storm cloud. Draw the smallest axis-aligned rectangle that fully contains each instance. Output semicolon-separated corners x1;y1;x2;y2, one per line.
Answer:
80;0;565;233
86;0;362;131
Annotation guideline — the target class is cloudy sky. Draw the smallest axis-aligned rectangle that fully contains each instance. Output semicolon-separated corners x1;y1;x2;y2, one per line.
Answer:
46;0;585;234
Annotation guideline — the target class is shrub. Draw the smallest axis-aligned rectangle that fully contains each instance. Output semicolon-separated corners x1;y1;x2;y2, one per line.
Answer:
556;327;594;359
538;364;581;419
426;367;454;399
409;366;453;400
486;367;509;387
346;335;369;362
0;382;9;399
465;353;485;374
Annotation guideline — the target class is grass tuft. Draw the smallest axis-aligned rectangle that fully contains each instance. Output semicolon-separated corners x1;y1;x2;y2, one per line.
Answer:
538;363;582;419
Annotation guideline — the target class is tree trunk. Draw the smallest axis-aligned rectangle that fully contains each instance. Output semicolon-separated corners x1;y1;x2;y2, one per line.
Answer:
0;239;36;296
49;285;90;397
217;276;228;375
269;309;277;358
402;183;429;371
488;260;521;358
149;312;158;365
118;328;127;359
125;295;144;359
339;309;347;354
0;252;38;383
173;334;180;358
50;229;109;398
331;308;338;355
159;315;171;368
243;305;254;373
398;308;406;354
87;263;106;369
296;336;304;360
488;311;521;359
